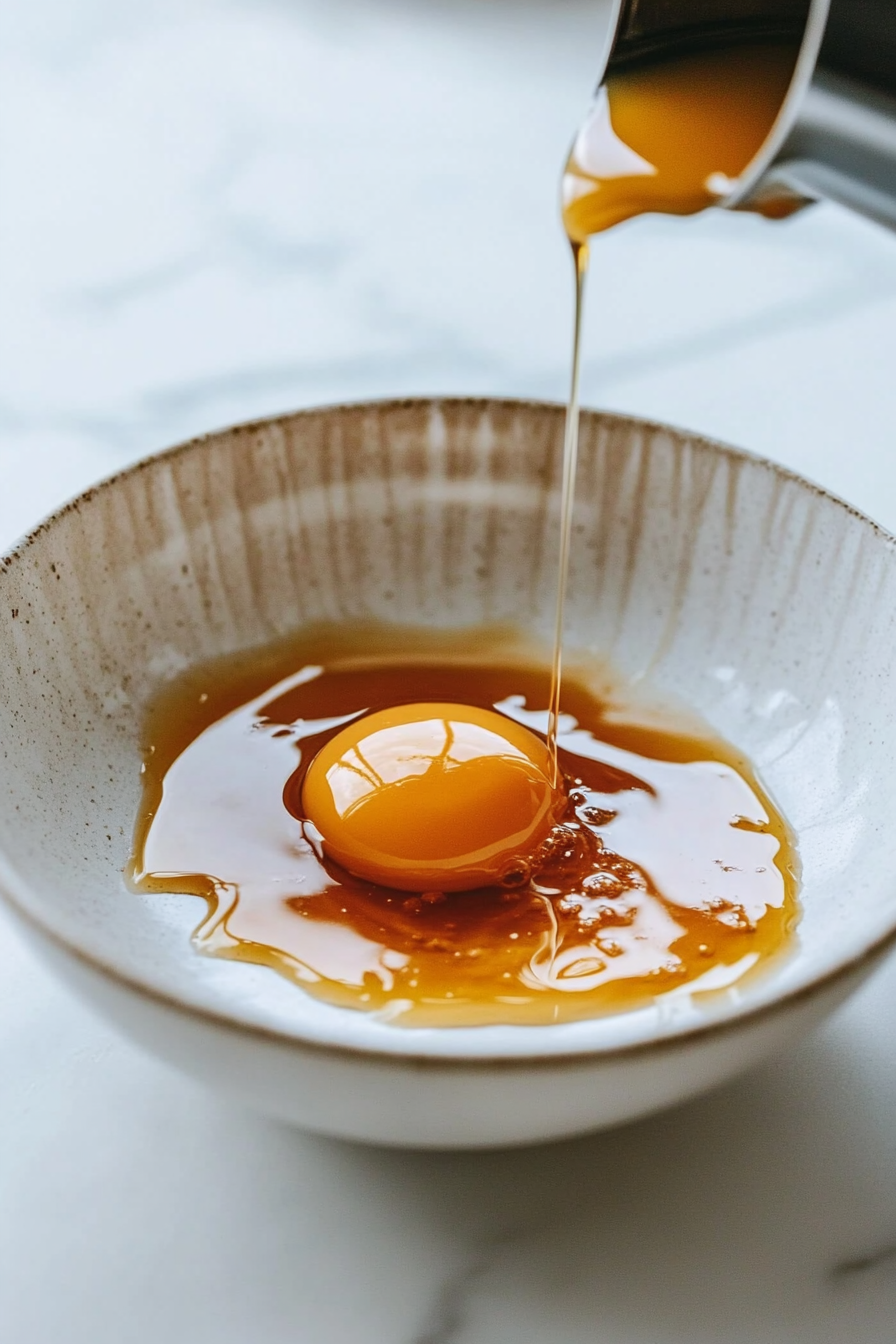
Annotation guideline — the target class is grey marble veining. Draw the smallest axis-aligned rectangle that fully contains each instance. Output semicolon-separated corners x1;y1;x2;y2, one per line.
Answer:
4;0;896;544
1;1;896;1340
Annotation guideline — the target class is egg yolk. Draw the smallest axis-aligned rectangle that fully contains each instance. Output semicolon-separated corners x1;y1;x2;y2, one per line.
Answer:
301;702;558;892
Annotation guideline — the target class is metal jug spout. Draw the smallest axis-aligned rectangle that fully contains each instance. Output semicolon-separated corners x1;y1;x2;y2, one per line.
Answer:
602;0;896;233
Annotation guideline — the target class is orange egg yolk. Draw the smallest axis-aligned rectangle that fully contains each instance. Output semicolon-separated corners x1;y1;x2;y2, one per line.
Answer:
301;702;558;892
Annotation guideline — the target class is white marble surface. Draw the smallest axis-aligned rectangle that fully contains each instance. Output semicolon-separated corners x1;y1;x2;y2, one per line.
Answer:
2;1;896;1339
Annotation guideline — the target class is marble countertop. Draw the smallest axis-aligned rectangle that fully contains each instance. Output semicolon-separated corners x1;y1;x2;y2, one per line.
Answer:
2;1;896;1339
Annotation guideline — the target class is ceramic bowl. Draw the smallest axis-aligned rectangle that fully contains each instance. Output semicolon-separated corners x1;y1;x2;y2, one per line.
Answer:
1;398;895;1149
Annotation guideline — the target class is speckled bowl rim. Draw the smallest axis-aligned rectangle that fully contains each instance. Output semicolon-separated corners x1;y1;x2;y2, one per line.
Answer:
2;396;896;1071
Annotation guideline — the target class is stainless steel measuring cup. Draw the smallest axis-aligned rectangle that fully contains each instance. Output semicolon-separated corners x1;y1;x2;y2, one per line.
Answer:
599;0;896;230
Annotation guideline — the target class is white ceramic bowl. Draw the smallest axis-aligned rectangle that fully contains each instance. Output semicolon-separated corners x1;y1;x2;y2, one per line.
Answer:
1;398;895;1149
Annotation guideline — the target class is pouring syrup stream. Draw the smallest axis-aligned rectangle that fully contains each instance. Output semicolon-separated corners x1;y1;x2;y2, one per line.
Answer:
546;240;588;784
546;40;803;770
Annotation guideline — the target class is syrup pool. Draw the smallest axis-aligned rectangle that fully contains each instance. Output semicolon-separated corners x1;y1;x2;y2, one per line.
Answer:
130;625;798;1028
562;41;803;242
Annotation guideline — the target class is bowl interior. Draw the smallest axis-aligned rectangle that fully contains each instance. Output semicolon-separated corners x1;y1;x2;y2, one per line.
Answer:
1;398;895;1059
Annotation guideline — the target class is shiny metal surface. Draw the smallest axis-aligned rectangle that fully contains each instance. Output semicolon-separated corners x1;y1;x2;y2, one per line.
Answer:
605;0;812;72
760;71;896;232
601;0;896;232
822;0;896;96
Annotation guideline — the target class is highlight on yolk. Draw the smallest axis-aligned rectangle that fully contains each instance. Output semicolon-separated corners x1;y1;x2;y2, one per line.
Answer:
300;702;558;892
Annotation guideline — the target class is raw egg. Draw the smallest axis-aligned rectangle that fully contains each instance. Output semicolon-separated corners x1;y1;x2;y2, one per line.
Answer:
132;632;799;1027
301;702;558;891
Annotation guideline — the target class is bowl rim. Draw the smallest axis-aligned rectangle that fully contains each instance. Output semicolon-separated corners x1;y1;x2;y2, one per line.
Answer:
2;394;896;1070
